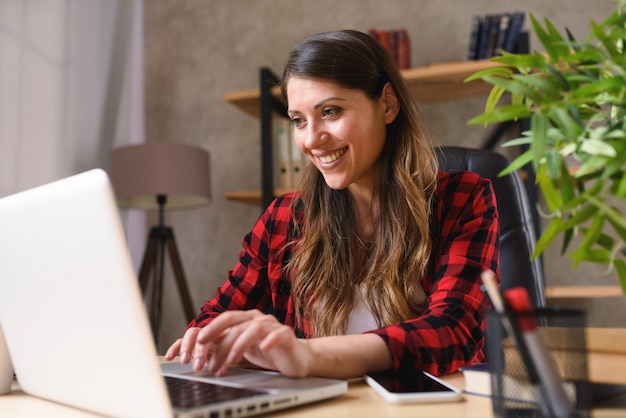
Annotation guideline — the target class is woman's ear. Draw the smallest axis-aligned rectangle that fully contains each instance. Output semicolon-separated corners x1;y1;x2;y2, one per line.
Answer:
381;82;400;124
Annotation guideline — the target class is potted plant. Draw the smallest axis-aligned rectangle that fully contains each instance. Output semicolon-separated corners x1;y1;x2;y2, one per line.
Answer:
465;3;626;294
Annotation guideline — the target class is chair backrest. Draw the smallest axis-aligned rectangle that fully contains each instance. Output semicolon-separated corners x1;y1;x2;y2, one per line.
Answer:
436;146;546;308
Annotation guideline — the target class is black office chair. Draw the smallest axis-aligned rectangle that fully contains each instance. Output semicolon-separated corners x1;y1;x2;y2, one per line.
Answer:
436;146;546;309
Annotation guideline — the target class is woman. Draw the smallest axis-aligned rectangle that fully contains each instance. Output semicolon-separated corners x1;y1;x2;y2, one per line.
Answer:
165;30;499;379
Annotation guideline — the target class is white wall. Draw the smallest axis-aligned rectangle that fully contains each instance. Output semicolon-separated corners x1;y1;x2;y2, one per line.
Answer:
0;0;146;267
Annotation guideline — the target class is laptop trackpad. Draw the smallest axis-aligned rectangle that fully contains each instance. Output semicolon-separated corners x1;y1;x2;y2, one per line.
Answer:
161;361;342;391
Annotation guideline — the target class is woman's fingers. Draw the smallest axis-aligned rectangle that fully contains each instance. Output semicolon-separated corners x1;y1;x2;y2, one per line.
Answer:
196;309;264;344
168;311;308;376
208;315;282;374
164;338;182;361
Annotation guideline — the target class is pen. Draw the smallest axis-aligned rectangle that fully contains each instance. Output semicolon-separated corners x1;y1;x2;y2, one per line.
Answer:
504;286;573;418
480;270;551;416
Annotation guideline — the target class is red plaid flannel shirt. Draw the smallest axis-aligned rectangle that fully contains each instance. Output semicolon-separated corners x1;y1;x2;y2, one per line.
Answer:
190;170;500;376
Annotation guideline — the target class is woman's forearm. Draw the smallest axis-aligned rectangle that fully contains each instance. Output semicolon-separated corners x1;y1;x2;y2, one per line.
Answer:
303;333;392;379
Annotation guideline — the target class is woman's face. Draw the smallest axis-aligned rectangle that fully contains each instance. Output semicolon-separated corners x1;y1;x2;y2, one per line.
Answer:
286;76;398;195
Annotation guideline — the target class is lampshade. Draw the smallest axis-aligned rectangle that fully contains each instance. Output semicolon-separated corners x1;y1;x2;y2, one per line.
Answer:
109;143;211;210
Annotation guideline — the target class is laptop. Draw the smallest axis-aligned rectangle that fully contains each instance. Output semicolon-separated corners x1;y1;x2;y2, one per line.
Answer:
0;169;347;418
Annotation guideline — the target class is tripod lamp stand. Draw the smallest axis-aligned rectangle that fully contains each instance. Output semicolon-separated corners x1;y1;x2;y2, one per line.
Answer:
109;143;211;346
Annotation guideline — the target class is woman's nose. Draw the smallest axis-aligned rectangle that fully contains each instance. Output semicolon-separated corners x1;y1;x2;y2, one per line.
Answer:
303;124;330;149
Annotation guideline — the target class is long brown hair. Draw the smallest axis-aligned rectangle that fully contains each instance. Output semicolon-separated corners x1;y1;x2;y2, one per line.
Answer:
281;30;438;336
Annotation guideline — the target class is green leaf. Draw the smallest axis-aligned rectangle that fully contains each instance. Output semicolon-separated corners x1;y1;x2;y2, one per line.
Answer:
560;160;575;204
591;19;620;60
580;139;617;157
463;67;515;83
614;259;626;296
559;204;599;231
566;27;580;51
491;53;548;69
482;75;543;103
498;149;534;176
538;170;563;211
531;14;559;62
467;104;532;125
576;155;608;177
545;64;570;91
562;180;603;211
544;18;571;58
570;46;606;64
570;248;611;267
577;215;605;252
549;106;581;142
501;136;532;148
546;151;562;182
534;216;563;257
606;210;626;242
572;76;626;99
512;74;560;99
485;86;506;116
566;104;583;128
596;232;615;251
617;171;626;198
531;113;549;169
584;194;626;232
561;226;574;255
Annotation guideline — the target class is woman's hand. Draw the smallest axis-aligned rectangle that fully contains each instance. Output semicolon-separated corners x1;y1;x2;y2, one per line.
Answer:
165;310;312;377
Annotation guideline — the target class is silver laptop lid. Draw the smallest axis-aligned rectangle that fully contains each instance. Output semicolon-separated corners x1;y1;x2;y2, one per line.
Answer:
0;169;172;418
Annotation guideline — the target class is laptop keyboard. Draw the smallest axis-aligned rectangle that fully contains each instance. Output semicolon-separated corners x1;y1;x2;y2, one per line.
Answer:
164;376;268;409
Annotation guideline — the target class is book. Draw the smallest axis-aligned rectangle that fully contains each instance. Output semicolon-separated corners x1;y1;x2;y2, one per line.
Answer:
502;11;526;53
459;361;577;404
493;13;511;56
476;14;492;59
369;27;411;69
395;28;411;69
459;363;492;397
485;13;502;58
469;11;526;59
387;30;398;66
467;15;482;60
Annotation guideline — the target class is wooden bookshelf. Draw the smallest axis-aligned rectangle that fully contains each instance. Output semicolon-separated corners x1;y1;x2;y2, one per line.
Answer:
223;189;293;207
223;59;502;120
223;59;503;205
545;285;623;299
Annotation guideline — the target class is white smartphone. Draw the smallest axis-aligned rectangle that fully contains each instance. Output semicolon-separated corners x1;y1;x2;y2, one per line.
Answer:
365;370;463;404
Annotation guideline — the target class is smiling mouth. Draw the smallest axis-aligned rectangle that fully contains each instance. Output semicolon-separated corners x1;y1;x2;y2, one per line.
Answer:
318;148;347;164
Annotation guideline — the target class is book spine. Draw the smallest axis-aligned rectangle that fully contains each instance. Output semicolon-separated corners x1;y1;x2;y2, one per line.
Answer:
476;15;490;59
493;13;511;56
467;15;481;60
503;12;526;53
377;29;391;57
388;30;398;66
396;28;411;69
486;14;502;58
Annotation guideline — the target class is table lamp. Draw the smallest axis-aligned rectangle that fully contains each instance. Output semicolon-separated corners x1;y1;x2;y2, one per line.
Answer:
109;142;211;346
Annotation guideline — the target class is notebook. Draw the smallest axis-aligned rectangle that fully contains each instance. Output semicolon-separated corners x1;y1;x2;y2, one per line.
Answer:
0;169;347;418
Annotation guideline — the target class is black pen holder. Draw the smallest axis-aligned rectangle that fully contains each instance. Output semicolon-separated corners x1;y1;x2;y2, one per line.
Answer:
486;308;590;418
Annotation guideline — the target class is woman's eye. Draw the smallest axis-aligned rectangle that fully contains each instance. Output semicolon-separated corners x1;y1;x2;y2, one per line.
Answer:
290;117;304;127
322;107;339;117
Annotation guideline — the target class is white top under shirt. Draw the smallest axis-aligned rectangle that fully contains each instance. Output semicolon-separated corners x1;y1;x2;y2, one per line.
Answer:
345;292;378;334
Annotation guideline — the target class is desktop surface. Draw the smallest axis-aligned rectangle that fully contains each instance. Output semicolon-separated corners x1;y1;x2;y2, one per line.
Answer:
2;346;625;418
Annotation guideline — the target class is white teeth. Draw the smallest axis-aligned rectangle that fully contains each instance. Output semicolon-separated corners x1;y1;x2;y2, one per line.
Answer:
319;149;346;163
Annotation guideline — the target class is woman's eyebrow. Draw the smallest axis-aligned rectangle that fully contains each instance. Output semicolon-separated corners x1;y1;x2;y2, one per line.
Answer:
288;97;347;114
